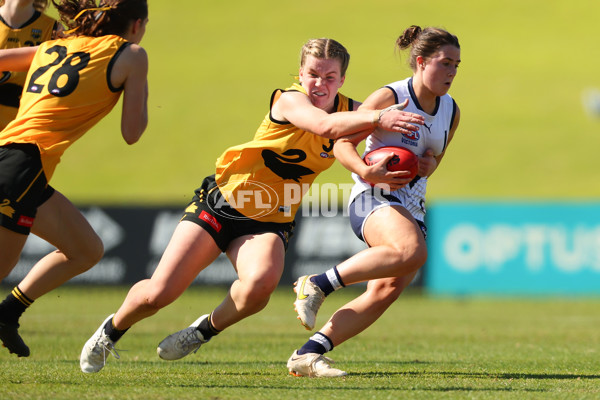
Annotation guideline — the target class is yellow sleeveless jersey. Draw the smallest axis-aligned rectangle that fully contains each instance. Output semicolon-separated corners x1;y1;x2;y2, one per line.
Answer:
215;83;354;223
0;11;58;129
0;35;130;180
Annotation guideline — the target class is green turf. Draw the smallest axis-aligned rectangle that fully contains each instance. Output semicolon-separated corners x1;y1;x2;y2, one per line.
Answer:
40;1;600;205
1;286;599;399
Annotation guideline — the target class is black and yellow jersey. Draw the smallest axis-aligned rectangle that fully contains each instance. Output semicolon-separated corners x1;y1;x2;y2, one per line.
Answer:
0;35;130;180
0;11;58;129
215;83;354;223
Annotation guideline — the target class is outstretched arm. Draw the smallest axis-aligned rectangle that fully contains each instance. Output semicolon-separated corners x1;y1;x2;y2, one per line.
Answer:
0;46;37;72
272;90;424;140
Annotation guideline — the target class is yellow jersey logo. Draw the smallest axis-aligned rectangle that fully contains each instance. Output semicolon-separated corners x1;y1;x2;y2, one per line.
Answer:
0;199;15;218
185;203;198;214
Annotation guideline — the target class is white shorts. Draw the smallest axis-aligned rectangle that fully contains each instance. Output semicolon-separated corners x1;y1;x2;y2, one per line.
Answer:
348;188;427;245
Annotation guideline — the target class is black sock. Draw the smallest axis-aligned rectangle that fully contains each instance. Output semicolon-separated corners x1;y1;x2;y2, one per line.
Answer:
197;313;221;340
311;274;334;296
103;317;129;343
0;287;34;323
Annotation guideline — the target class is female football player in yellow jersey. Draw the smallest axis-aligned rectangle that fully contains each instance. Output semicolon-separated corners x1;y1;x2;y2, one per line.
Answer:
80;38;425;373
288;26;461;377
0;0;63;130
0;0;149;357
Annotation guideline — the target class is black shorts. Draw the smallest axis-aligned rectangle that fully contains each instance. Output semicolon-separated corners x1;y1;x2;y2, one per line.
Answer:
180;175;295;252
0;143;55;235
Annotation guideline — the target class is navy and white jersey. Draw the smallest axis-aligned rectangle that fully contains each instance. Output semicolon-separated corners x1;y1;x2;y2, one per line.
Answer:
349;77;457;222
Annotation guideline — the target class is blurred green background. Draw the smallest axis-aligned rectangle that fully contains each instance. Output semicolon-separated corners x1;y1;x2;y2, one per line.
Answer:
47;0;600;205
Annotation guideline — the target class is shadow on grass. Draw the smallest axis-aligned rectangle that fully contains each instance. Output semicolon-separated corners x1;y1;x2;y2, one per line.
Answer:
357;369;600;381
46;358;600;384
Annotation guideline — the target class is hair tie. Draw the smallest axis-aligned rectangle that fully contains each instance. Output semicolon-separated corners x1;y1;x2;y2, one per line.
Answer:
63;6;111;34
72;6;111;22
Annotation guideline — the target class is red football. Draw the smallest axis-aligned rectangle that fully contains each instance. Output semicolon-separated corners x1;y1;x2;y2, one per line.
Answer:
363;146;419;184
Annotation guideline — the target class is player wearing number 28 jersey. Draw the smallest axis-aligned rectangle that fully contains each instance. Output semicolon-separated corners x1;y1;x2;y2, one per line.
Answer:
0;0;62;131
0;35;130;180
0;0;149;359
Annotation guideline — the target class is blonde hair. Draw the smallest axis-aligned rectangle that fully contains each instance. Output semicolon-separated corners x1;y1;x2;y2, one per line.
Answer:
300;38;350;77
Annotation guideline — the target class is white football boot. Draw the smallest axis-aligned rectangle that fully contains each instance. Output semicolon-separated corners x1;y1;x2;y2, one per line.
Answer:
80;314;120;373
293;275;326;330
157;314;210;360
287;350;347;377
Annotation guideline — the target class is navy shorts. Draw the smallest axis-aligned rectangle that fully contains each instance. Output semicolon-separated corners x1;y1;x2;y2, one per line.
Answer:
348;188;427;244
0;143;55;234
180;175;295;252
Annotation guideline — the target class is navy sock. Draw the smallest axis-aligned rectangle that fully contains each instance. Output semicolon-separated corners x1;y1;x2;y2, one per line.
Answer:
311;274;334;296
297;332;334;355
310;266;345;296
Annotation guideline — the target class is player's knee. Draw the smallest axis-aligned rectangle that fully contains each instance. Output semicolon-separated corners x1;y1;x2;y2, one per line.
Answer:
235;277;277;313
389;242;427;276
365;280;405;311
78;235;105;271
142;289;175;311
249;279;279;301
246;267;280;296
143;295;169;312
123;280;171;313
88;235;105;263
411;245;428;269
262;274;281;294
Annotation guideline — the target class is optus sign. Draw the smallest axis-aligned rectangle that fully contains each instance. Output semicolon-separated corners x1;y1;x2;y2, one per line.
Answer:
427;202;600;295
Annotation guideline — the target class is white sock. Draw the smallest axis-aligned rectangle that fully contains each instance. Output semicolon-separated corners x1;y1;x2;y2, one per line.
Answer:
326;267;344;291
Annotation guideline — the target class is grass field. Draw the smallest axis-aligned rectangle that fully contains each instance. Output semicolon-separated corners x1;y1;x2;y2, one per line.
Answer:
41;0;600;204
1;286;599;399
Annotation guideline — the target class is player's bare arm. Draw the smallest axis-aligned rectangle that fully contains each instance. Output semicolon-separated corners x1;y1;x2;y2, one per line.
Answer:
0;46;37;72
113;44;149;144
272;91;380;140
359;90;425;131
